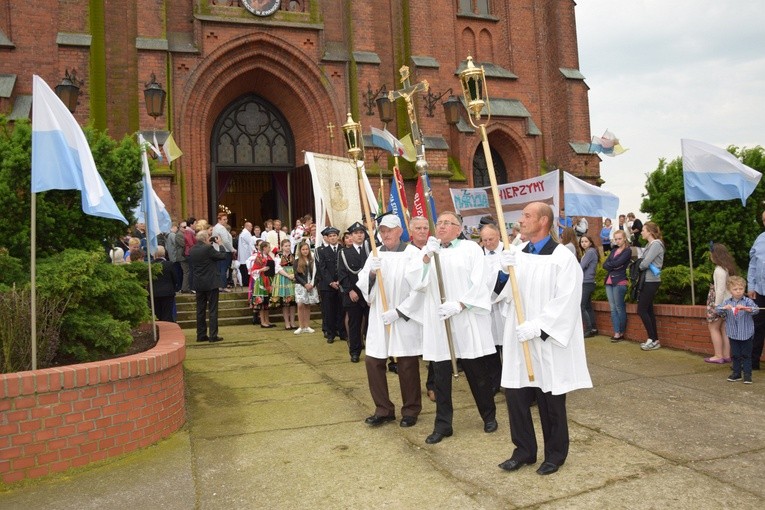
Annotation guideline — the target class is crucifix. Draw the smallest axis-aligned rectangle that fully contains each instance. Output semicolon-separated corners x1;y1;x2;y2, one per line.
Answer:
326;122;335;141
387;65;459;378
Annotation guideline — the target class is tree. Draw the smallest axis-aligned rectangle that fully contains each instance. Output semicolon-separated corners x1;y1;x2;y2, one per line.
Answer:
0;116;143;262
640;145;765;272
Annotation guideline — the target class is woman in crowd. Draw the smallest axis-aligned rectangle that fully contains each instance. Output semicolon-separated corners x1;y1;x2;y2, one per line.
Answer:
638;222;665;351
293;241;320;334
705;243;736;363
603;229;632;341
561;227;579;258
579;234;599;338
600;218;613;254
249;240;275;328
272;238;297;330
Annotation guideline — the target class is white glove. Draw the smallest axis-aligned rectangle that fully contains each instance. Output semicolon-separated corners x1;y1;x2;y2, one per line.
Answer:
516;321;541;342
438;301;463;320
499;247;517;272
381;309;400;325
423;236;442;257
369;256;382;271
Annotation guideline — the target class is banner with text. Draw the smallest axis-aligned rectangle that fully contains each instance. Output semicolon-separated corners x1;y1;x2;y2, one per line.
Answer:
450;170;559;239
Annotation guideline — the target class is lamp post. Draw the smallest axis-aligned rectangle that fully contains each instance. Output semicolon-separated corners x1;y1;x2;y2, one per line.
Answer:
458;56;535;382
422;87;458;118
54;69;83;113
363;83;389;117
342;112;391;323
143;73;166;121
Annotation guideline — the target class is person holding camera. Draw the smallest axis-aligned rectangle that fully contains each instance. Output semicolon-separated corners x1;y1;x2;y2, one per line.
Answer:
188;230;228;342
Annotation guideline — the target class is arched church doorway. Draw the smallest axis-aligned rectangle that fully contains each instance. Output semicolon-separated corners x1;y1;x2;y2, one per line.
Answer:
210;94;314;230
472;144;508;187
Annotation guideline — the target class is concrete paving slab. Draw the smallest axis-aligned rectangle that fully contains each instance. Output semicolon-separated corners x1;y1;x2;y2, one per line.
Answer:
3;325;765;508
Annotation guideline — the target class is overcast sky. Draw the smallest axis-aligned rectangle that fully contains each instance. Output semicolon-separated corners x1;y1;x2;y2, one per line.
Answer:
575;0;765;220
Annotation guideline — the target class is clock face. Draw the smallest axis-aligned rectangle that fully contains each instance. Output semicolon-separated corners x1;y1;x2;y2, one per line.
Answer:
241;0;281;17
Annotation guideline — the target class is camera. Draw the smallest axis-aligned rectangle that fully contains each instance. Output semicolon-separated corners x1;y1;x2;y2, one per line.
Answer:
210;236;219;243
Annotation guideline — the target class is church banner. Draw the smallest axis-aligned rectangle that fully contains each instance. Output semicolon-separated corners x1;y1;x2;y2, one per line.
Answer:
450;170;559;239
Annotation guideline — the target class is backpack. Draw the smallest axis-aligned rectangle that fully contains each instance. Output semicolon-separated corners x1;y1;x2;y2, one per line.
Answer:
628;257;647;301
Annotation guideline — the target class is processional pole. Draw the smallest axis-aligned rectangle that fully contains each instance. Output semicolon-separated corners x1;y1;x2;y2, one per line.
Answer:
388;66;459;378
458;56;534;381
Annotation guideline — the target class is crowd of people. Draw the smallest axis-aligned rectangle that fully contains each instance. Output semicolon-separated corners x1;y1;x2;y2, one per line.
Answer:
110;203;765;473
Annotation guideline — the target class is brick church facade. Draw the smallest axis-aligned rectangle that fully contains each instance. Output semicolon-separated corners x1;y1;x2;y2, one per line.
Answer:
0;0;600;229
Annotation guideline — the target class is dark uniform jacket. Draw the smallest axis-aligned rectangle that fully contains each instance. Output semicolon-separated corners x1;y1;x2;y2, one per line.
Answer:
188;242;227;292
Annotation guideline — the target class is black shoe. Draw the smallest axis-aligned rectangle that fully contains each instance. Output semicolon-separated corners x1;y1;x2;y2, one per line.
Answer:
364;414;395;426
209;336;223;343
400;416;417;428
196;336;209;342
536;462;560;475
498;458;535;472
327;337;335;344
261;324;276;329
425;430;452;444
388;362;398;374
484;420;498;433
350;354;360;363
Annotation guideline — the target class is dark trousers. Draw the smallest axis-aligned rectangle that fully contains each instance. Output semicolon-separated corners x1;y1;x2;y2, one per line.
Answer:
432;356;496;434
239;263;250;288
173;262;183;292
730;337;753;377
345;301;368;357
637;281;661;340
751;293;765;369
486;346;503;394
505;387;569;466
365;355;421;418
581;282;596;331
217;253;231;289
320;289;344;338
196;289;220;340
154;295;176;322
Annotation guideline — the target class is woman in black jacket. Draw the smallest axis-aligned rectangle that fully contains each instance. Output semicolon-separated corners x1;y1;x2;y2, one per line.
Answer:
603;229;632;341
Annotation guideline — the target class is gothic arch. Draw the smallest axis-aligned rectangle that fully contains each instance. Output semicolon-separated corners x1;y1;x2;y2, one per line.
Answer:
175;33;342;217
468;125;532;187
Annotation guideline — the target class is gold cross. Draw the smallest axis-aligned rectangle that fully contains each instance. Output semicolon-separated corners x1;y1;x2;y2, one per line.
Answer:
326;122;335;141
388;66;428;154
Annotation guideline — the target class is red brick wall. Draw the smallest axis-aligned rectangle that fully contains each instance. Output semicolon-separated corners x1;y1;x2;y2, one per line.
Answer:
0;322;186;485
592;301;760;358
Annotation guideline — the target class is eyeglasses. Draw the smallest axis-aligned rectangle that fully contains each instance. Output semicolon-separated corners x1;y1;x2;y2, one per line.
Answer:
435;220;460;227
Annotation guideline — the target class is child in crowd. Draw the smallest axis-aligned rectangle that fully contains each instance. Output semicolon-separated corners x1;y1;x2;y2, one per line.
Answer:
273;238;297;330
716;276;758;384
249;241;275;328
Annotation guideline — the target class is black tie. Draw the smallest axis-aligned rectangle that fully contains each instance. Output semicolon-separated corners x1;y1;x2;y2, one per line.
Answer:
489;250;495;255
356;246;361;255
332;246;336;254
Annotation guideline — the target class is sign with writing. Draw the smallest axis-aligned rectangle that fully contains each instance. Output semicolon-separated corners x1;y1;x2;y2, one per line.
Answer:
450;170;560;239
241;0;281;17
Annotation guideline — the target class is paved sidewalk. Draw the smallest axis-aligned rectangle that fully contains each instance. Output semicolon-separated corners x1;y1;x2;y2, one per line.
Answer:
2;323;765;509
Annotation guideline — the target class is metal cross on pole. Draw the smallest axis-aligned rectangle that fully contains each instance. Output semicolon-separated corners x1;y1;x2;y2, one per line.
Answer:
388;65;459;379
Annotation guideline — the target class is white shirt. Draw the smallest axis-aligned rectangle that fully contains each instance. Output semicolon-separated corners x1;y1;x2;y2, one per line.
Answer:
413;239;496;361
237;228;253;265
497;243;593;394
357;244;423;358
484;246;505;346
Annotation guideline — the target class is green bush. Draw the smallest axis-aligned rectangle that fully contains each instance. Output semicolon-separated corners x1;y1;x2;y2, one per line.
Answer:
0;248;26;291
36;250;150;363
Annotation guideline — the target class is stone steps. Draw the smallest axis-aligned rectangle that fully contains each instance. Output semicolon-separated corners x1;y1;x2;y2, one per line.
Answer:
174;290;322;329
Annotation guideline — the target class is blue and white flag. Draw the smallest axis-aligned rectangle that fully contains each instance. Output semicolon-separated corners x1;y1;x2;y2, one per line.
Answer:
370;126;405;157
136;134;172;255
681;139;762;206
563;171;619;218
31;75;127;223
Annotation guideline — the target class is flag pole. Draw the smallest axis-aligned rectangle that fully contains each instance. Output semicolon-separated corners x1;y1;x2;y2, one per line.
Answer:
30;193;38;370
684;199;696;305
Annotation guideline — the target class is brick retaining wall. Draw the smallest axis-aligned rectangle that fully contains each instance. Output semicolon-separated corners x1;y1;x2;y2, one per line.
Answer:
0;322;186;484
593;300;763;360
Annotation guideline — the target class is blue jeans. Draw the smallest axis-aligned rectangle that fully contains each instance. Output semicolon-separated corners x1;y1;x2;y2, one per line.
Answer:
730;337;753;377
605;284;627;334
581;282;596;331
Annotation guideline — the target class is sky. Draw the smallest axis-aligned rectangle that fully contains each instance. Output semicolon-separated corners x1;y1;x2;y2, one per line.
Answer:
575;0;765;221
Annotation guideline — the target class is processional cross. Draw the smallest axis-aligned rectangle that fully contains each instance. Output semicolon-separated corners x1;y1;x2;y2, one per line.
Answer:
387;65;459;378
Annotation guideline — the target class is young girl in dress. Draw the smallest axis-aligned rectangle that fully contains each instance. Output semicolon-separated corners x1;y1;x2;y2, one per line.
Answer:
293;241;320;334
249;240;275;328
272;238;297;330
705;243;736;363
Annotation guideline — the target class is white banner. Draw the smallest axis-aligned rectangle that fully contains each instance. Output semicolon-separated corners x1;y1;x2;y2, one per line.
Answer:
450;170;559;239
